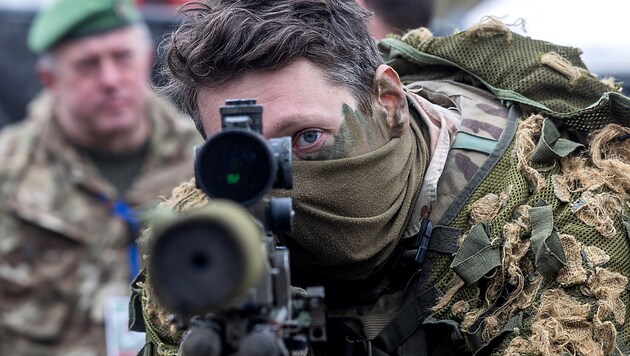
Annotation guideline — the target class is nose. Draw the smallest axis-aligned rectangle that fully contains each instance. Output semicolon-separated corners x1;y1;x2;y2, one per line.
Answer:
98;58;122;89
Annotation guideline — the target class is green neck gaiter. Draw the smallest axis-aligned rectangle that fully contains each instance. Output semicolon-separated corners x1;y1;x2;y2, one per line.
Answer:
275;119;429;281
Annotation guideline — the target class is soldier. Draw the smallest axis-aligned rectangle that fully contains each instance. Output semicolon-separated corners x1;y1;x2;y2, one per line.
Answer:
133;0;630;355
0;0;201;354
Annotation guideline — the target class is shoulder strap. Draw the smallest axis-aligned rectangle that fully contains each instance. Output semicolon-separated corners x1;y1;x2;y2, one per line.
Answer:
452;131;497;154
371;287;439;355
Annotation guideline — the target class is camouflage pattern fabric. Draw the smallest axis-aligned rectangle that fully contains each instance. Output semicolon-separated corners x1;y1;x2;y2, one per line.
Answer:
0;90;201;355
406;80;511;225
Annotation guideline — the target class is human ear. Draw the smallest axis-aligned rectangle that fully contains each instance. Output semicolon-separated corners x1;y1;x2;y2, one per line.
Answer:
373;64;409;138
36;63;55;90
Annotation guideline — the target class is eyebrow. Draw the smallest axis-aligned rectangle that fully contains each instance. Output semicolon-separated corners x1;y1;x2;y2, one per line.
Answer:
270;113;332;135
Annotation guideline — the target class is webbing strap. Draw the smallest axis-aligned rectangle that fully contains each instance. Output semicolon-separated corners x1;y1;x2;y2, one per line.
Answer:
399;328;428;356
372;287;439;354
428;225;461;254
129;270;146;332
421;317;468;355
450;224;501;285
531;118;584;164
452;131;498;155
529;203;567;280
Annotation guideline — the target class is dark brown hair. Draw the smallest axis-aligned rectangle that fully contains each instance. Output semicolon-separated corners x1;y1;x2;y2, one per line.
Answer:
160;0;383;134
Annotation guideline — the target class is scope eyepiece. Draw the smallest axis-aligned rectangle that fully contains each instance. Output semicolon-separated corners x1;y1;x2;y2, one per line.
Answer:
194;99;292;206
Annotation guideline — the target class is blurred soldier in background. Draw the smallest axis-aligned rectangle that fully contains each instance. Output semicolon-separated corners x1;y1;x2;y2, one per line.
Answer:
0;0;201;354
356;0;435;38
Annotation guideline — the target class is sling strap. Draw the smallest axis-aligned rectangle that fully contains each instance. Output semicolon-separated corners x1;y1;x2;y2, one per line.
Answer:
371;287;439;354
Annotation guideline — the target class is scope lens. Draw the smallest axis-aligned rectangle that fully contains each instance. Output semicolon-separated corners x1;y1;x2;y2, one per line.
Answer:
196;131;275;205
150;220;246;314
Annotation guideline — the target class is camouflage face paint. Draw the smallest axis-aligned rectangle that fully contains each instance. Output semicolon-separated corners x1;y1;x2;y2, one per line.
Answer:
300;103;391;160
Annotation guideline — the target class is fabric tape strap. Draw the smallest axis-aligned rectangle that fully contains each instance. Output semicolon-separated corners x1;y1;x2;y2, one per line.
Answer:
403;223;460;265
372;287;439;354
419;317;468;355
428;225;461;254
450;224;501;285
452;131;498;155
530;118;584;164
529;202;567;280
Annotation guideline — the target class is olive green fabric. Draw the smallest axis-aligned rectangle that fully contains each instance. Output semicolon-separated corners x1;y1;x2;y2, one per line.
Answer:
529;203;567;280
272;117;429;280
530;118;584;164
449;223;501;285
27;0;140;53
78;140;150;197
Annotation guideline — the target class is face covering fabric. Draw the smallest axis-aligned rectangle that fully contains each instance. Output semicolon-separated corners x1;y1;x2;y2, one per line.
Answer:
272;118;429;281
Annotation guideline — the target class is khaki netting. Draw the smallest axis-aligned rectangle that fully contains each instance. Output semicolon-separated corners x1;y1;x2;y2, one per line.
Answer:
380;18;630;131
426;122;630;355
381;17;630;354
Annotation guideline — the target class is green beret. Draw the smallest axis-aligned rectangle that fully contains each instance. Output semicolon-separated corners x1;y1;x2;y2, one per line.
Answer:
27;0;141;54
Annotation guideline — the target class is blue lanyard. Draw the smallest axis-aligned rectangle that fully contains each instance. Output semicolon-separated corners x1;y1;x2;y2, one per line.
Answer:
101;196;141;282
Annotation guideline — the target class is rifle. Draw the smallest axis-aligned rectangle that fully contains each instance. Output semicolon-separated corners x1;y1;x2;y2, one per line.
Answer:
146;99;327;356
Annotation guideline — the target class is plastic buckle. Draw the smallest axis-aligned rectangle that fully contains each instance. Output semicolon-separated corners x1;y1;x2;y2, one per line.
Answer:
413;218;433;265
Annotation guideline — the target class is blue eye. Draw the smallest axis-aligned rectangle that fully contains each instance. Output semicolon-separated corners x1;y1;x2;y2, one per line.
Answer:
296;130;322;147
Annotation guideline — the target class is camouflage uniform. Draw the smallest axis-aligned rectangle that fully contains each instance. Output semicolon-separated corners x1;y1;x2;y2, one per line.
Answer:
0;90;201;356
133;23;630;356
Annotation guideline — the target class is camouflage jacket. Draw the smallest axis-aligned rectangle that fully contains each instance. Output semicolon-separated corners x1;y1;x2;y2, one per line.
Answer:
0;91;202;356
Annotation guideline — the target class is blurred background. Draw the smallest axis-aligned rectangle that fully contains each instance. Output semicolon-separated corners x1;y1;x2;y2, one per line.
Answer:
0;0;187;128
0;0;628;129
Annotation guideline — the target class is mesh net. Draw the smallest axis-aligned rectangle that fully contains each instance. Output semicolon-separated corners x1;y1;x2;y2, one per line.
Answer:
382;23;630;353
428;135;630;352
383;24;630;131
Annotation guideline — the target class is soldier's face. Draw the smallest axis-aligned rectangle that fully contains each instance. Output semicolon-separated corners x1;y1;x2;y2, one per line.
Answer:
42;26;152;142
197;59;392;160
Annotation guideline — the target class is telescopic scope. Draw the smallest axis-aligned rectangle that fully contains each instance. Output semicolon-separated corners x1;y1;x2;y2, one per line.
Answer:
194;99;292;207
